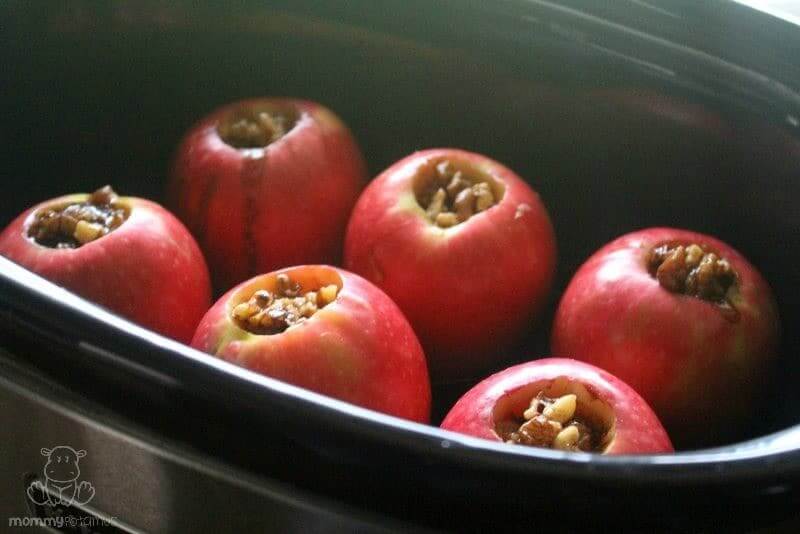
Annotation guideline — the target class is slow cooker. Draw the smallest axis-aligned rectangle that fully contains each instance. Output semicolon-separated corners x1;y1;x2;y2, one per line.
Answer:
2;1;800;531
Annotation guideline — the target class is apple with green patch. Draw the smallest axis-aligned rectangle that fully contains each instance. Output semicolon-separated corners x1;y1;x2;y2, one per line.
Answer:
191;265;431;422
0;186;211;343
441;358;673;454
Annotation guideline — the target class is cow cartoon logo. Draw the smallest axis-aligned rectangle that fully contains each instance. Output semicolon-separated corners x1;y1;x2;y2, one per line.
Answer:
26;446;95;507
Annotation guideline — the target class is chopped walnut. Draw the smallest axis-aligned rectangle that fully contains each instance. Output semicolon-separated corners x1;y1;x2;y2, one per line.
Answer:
498;392;603;452
28;186;128;249
417;159;498;228
217;108;296;149
509;415;562;447
648;242;739;319
88;185;117;205
232;274;339;335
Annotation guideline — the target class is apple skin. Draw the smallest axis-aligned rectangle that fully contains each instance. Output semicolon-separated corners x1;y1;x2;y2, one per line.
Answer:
551;227;781;446
168;98;367;292
343;148;557;382
440;358;673;454
0;192;211;343
191;265;431;423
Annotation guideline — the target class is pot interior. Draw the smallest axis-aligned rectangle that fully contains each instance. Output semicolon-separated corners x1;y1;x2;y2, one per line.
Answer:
2;2;799;449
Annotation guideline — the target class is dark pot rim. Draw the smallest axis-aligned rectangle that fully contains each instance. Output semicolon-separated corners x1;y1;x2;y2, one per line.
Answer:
2;0;800;490
3;255;800;485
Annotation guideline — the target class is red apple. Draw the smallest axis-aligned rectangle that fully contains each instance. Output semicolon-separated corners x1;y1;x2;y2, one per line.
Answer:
191;265;431;423
344;148;556;382
168;97;367;291
0;186;211;343
551;227;780;446
441;358;672;454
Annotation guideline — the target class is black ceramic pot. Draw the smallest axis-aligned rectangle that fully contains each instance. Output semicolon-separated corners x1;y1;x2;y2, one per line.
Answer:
1;1;799;532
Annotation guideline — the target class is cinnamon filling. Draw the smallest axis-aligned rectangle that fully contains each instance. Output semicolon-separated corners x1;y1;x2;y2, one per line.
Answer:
217;107;298;149
232;274;338;335
414;159;502;228
647;242;739;319
28;186;128;249
496;392;606;452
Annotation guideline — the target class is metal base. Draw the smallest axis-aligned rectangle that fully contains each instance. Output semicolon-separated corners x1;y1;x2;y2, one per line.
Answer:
0;351;421;533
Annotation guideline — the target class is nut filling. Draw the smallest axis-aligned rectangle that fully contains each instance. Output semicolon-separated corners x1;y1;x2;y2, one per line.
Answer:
647;242;739;319
496;393;605;452
232;274;339;335
217;108;297;149
416;160;499;228
27;186;128;249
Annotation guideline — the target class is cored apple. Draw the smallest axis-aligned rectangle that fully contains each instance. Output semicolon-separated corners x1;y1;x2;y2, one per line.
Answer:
191;265;431;423
343;148;556;382
441;358;672;454
551;227;780;446
168;98;367;291
0;186;211;343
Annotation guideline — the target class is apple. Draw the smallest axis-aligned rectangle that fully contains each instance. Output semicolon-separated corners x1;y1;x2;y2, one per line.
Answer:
551;227;780;446
0;186;211;343
168;97;367;291
191;265;431;423
441;358;673;454
343;148;556;382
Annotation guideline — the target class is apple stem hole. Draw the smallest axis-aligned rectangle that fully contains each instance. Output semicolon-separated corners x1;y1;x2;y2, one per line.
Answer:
27;186;128;249
647;242;739;320
232;274;338;335
497;392;606;452
414;159;502;228
217;107;298;149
